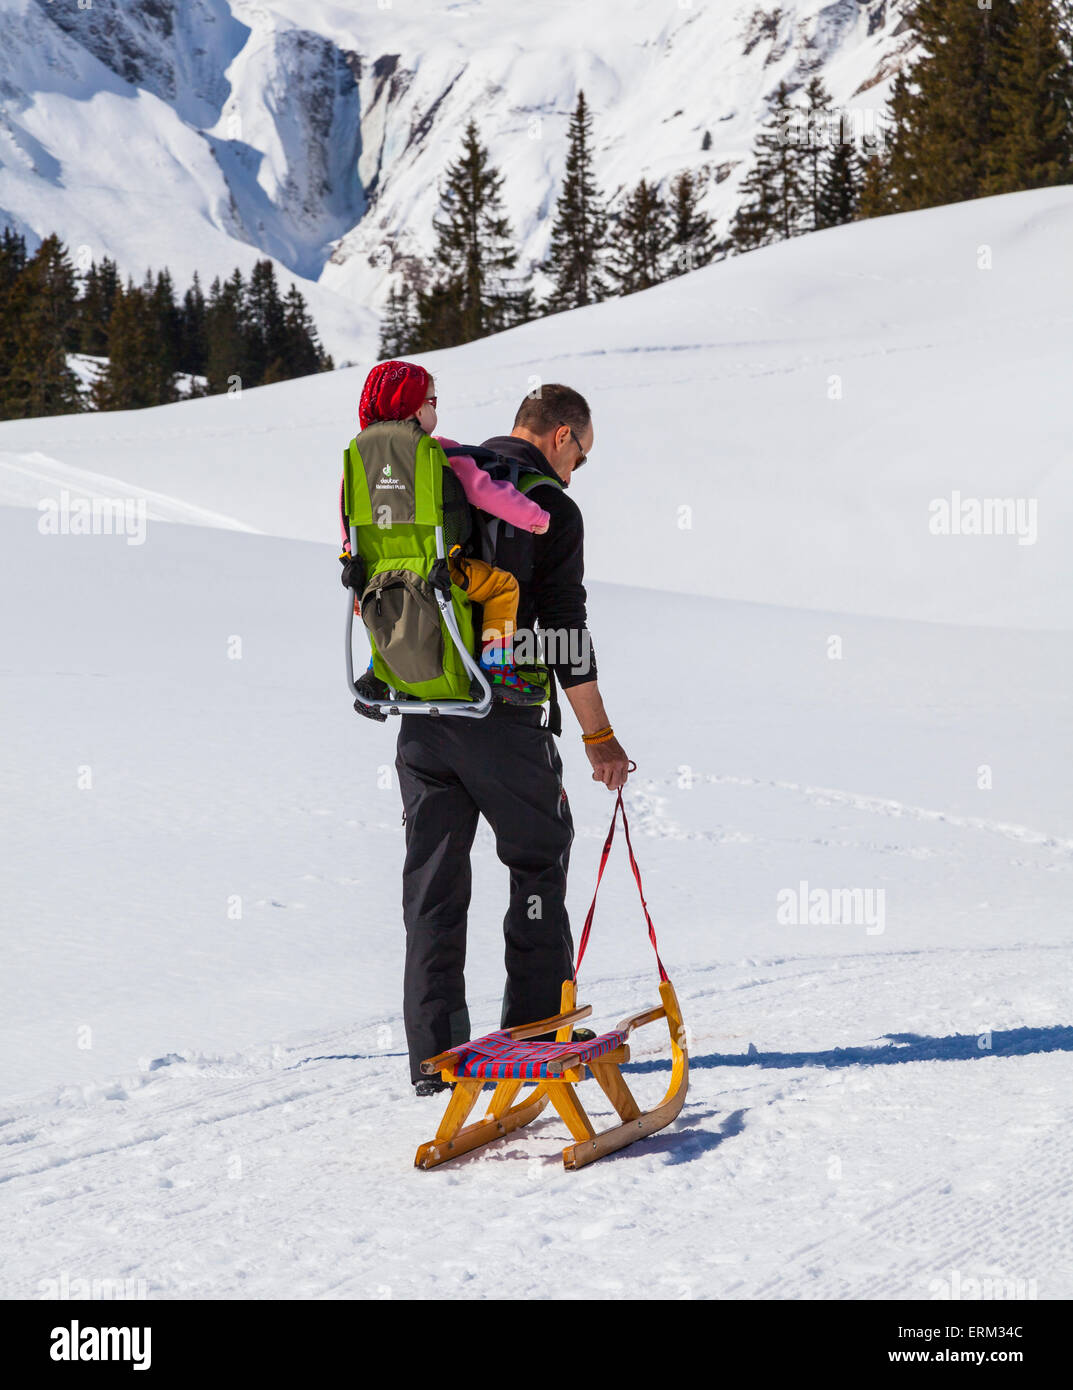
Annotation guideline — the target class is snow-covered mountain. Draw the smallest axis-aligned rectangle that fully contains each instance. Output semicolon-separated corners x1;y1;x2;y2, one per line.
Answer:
0;0;913;359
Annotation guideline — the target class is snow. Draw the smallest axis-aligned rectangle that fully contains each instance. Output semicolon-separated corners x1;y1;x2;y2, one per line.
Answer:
5;185;1072;626
2;190;1072;1300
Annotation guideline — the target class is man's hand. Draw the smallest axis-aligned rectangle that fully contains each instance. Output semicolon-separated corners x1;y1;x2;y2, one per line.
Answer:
584;735;630;791
563;679;630;791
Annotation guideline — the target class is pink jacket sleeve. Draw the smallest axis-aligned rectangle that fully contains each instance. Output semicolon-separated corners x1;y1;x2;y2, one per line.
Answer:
436;436;550;533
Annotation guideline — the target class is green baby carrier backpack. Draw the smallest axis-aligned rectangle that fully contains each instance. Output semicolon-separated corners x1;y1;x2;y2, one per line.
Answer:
342;419;491;715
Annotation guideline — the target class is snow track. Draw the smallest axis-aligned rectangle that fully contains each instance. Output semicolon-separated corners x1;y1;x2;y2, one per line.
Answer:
0;451;261;532
619;774;1073;868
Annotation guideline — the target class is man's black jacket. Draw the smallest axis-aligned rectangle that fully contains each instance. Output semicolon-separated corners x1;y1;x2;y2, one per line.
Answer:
479;435;596;691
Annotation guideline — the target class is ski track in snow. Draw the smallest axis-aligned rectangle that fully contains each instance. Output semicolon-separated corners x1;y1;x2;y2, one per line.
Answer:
614;772;1073;870
281;765;1073;905
0;451;261;533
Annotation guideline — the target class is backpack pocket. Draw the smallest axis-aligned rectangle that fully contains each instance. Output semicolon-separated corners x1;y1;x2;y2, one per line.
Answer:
360;569;445;686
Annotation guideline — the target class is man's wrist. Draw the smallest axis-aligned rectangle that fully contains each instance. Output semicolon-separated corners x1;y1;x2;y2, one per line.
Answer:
563;679;612;738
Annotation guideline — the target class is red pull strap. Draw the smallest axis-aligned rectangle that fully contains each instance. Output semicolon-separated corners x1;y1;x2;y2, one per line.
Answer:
573;790;668;984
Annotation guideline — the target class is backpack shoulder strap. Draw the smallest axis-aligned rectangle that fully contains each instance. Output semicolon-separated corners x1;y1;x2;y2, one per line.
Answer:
517;472;564;496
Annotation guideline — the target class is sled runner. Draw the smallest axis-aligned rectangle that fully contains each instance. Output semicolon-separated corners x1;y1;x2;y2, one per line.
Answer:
415;788;689;1170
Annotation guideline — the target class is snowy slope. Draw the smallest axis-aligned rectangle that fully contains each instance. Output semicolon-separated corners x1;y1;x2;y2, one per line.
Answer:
2;191;1071;1300
3;186;1071;627
0;0;912;357
2;507;1071;1299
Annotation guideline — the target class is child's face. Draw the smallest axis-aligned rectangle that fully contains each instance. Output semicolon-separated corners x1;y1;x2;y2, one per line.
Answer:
415;387;438;434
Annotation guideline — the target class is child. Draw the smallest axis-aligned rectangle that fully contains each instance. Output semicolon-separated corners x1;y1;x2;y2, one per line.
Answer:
344;359;550;708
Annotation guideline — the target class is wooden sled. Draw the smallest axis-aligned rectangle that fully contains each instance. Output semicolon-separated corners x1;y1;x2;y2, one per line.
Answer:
415;975;688;1171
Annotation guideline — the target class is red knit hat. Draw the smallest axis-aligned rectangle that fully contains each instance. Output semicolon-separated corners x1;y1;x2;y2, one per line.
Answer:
359;360;431;431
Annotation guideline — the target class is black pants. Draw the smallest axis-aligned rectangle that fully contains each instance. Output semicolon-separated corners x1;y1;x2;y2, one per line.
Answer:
395;706;574;1083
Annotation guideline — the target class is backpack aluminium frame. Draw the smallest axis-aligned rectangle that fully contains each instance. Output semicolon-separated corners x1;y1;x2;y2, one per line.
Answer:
343;425;493;718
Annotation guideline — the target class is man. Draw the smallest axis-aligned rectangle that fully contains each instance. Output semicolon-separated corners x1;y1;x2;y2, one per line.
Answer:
395;383;631;1094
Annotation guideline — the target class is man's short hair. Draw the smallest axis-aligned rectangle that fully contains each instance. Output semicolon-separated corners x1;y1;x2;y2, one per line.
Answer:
513;384;591;437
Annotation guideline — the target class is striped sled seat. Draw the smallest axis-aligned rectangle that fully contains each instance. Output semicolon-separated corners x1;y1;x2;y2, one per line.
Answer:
415;790;689;1171
448;1027;629;1080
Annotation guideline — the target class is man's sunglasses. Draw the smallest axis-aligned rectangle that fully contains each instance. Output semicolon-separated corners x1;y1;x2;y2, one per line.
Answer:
560;422;587;468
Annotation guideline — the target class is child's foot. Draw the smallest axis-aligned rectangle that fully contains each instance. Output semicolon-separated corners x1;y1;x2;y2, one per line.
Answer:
353;669;389;721
482;663;544;705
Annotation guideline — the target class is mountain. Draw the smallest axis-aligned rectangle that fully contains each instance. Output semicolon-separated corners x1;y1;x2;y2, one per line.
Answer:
0;0;914;359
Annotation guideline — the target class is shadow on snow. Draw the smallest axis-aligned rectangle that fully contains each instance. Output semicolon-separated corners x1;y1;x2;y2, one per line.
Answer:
626;1024;1073;1074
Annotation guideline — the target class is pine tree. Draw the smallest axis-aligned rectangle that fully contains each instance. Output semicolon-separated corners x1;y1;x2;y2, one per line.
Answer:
608;178;671;294
0;227;26;296
508;283;537;328
730;161;779;253
815;140;861;228
411;277;465;354
278;284;333;379
91;280;178;410
1;235;83;419
378;278;417;358
178;272;208;382
90;283;140;410
542;90;610;310
984;0;1073;194
204;270;251;394
667;170;718;275
856;152;893;219
882;0;1020;212
425;119;524;345
731;82;809;252
149;268;182;385
75;257;120;356
245;259;288;381
798;76;833;232
0;229;28;418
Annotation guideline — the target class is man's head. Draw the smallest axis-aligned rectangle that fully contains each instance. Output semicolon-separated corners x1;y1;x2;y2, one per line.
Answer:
511;384;593;485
